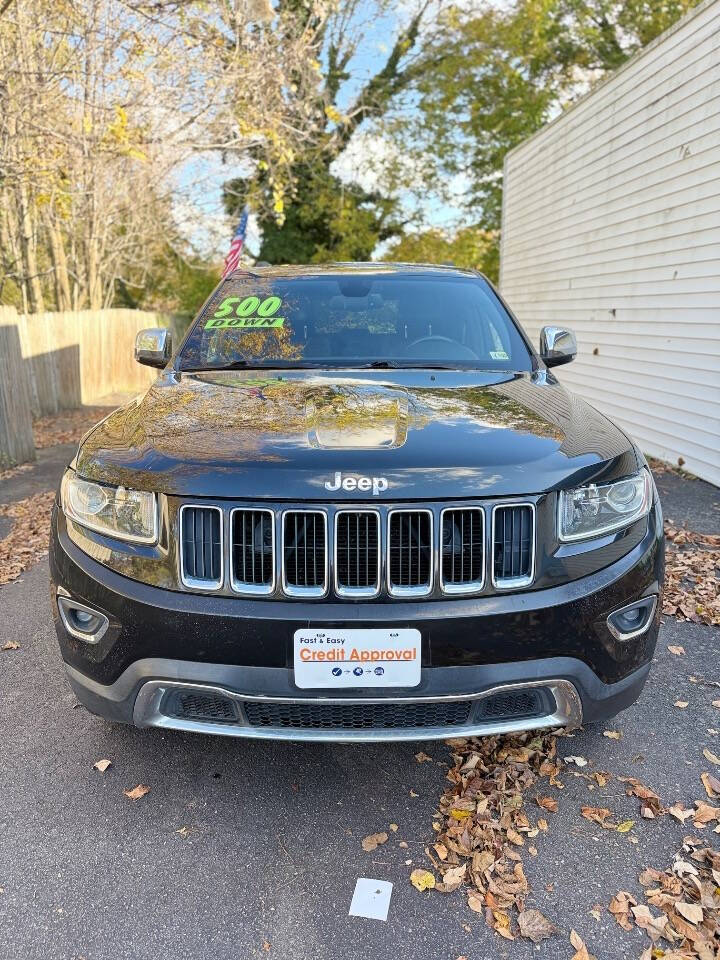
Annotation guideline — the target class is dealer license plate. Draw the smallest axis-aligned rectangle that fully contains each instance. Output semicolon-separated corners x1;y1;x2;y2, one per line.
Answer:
293;628;421;689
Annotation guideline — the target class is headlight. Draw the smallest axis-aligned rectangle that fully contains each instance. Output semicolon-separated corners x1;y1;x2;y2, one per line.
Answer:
558;470;652;542
61;471;157;544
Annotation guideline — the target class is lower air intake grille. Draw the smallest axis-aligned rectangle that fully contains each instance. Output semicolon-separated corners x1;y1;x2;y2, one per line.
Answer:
283;511;327;595
475;688;547;721
243;699;472;730
180;506;222;587
336;511;380;594
165;690;238;724
441;508;484;590
493;505;534;586
388;510;433;595
231;509;274;592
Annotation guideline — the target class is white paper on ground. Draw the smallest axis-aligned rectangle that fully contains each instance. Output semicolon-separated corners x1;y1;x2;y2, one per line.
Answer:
348;878;393;921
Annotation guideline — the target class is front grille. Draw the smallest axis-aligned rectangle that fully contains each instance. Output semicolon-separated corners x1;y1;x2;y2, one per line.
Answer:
493;504;535;587
243;699;472;730
335;511;380;595
180;506;222;588
283;511;327;595
441;508;484;591
231;509;274;593
388;510;433;596
476;688;546;721
165;690;238;724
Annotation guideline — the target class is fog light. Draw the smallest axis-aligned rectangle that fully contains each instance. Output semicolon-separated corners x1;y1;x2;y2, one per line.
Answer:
57;594;109;644
607;596;657;641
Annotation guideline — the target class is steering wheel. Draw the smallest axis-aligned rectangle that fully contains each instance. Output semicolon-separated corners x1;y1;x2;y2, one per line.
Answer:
405;335;479;361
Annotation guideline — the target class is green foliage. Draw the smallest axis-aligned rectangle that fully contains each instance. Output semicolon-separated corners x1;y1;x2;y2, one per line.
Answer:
386;226;499;283
414;0;703;233
117;248;219;318
226;159;403;265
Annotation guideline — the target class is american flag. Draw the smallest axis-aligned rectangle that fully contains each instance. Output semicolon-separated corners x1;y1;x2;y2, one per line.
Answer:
222;206;249;278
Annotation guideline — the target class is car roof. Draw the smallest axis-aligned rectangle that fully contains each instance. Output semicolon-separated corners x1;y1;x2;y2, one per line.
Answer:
228;262;485;281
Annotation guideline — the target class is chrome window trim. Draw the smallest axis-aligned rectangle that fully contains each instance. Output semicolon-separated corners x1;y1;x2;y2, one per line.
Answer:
281;508;329;598
386;507;434;598
439;506;486;595
334;509;382;599
491;502;536;590
178;503;224;591
229;507;276;596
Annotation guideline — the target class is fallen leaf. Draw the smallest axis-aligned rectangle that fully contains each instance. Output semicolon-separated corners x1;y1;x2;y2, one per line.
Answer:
700;772;720;797
93;759;112;773
415;751;433;763
262;941;271;952
538;818;549;831
409;790;419;798
616;820;635;833
449;809;472;820
361;832;388;852
433;842;448;860
564;755;588;767
518;908;557;943
712;700;720;708
491;910;514;940
702;748;720;766
1;640;20;651
389;823;398;832
467;891;484;913
398;841;408;849
673;701;689;708
590;905;602;921
608;892;636;931
569;928;595;960
675;901;703;924
581;806;612;825
667;645;685;656
410;869;435;892
123;784;150;801
668;804;694;823
438;863;467;893
506;828;524;846
537;795;558;812
603;730;622;740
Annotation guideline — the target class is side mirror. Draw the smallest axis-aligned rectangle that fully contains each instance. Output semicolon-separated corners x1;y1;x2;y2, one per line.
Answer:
540;326;577;368
135;328;172;368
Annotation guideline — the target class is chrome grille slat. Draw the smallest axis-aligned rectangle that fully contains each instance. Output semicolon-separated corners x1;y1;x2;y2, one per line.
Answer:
492;503;535;588
179;505;223;589
282;510;327;597
230;508;274;595
387;509;433;597
441;507;484;593
335;510;380;597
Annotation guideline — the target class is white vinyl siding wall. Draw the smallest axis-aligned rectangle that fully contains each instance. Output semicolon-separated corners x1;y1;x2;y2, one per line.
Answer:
500;0;720;487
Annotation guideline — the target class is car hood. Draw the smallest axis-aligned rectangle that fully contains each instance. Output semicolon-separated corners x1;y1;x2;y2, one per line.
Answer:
74;369;638;499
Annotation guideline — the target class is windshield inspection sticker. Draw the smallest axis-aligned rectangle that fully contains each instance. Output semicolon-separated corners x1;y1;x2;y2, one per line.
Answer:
490;350;509;360
205;294;285;330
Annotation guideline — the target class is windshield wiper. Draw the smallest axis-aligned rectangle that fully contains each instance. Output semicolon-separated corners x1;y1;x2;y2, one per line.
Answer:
358;359;402;369
182;360;325;372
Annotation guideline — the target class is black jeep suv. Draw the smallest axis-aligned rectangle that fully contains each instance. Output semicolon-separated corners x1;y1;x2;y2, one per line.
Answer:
49;264;664;741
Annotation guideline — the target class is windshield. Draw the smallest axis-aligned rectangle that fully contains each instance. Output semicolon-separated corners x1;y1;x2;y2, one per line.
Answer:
177;273;533;371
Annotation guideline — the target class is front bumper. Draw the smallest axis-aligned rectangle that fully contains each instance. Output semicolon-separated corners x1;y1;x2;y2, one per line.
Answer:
50;501;663;741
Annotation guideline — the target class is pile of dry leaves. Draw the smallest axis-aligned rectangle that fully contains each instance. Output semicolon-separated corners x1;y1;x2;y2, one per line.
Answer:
664;524;720;626
410;731;566;946
610;838;720;958
33;405;110;450
0;491;55;585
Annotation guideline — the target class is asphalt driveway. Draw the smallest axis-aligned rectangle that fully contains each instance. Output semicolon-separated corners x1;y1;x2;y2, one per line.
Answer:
0;458;718;960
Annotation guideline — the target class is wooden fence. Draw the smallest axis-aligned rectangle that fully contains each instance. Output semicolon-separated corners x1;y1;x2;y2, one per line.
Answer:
0;307;174;468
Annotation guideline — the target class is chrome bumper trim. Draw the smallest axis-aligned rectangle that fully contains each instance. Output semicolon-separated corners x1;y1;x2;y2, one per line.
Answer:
131;678;582;742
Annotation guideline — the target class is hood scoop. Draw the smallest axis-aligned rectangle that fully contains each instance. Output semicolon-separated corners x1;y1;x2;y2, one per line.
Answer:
306;383;409;450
